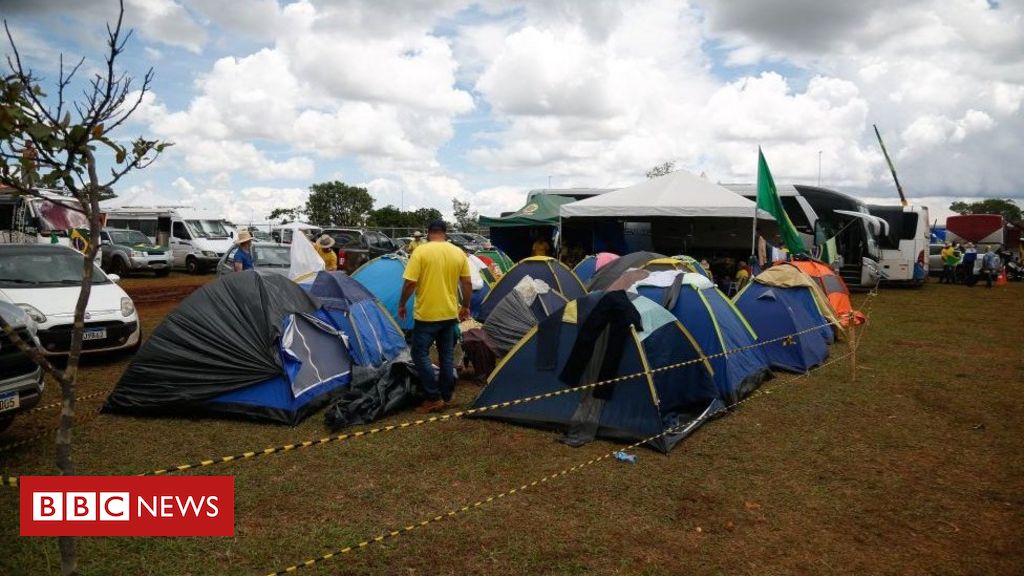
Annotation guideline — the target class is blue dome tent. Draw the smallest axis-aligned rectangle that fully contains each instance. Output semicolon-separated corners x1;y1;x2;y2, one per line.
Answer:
352;255;414;330
471;292;721;453
306;271;407;367
477;256;586;321
104;272;352;425
634;271;771;405
733;266;835;373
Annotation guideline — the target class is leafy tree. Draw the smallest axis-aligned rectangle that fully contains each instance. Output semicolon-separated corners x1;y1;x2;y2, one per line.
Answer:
646;160;675;179
0;3;169;574
412;207;443;228
452;197;478;232
304;180;373;227
949;198;1022;223
268;206;303;224
367;205;443;229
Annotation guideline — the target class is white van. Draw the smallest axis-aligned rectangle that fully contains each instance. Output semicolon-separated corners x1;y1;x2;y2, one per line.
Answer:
104;207;236;274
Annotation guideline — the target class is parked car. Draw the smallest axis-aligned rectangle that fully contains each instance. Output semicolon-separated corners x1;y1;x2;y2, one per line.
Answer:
100;228;171;277
0;244;141;356
448;232;486;253
0;301;45;433
321;228;399;273
216;242;293;276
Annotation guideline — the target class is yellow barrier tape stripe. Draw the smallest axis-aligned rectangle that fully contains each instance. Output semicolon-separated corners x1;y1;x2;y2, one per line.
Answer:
139;318;840;477
263;349;855;575
1;310;862;489
27;388;111;414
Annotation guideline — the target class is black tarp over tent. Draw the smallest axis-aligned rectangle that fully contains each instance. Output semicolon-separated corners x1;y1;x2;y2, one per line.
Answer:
103;271;332;420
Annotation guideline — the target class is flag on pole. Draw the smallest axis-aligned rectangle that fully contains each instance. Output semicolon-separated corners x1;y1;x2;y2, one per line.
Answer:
757;148;806;255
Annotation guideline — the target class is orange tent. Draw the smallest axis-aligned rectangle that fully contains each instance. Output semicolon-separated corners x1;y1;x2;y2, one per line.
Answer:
780;260;864;326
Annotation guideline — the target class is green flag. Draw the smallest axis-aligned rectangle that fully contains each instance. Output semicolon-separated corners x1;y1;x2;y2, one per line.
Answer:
757;148;806;254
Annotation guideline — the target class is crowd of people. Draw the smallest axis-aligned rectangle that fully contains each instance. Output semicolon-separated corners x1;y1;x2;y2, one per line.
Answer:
938;242;1012;288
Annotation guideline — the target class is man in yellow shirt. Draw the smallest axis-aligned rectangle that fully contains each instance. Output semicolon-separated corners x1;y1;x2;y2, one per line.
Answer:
398;220;472;413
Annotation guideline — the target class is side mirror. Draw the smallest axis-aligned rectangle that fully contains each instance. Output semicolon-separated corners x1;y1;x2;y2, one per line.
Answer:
108;273;121;283
230;231;235;238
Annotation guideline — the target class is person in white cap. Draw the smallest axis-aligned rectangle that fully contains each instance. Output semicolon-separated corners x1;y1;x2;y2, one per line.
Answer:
232;230;255;272
316;235;337;271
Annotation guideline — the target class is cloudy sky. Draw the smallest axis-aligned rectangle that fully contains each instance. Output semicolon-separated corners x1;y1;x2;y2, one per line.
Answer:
4;0;1022;224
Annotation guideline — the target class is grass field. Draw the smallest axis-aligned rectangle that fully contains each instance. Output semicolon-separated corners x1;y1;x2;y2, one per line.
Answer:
1;277;1022;576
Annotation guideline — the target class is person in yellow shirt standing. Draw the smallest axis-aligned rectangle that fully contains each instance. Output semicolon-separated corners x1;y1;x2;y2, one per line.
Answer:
316;235;338;271
531;229;552;257
735;260;751;291
398;220;471;413
406;230;426;253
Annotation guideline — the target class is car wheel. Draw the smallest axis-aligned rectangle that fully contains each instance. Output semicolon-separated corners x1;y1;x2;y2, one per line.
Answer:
0;417;13;434
186;257;200;275
111;257;129;277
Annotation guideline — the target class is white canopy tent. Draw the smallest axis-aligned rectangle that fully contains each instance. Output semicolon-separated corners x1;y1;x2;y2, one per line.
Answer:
560;170;775;220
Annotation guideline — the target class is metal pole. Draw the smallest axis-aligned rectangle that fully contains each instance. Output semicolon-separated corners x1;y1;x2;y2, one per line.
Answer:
817;150;822;186
848;314;857;383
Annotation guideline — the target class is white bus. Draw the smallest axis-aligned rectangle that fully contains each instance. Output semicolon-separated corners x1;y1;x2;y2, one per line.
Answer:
868;204;931;284
104;207;236;274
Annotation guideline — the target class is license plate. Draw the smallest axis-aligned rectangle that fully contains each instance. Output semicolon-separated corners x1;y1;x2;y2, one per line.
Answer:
0;391;19;413
83;328;107;341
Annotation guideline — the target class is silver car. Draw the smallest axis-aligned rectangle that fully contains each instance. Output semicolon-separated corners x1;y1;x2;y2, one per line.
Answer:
216;242;292;276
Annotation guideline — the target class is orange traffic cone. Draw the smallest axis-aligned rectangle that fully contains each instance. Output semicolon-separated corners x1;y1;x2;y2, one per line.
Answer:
996;266;1008;286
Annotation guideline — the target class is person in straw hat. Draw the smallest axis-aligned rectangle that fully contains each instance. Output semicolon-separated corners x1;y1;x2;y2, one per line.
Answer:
316;234;338;271
407;230;426;253
232;230;255;272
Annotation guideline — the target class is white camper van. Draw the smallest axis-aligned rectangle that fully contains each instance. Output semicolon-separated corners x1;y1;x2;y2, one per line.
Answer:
104;207;235;274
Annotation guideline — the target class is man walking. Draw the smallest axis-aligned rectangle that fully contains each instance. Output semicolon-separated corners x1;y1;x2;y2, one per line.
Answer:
232;230;255;272
398;220;472;413
407;231;425;253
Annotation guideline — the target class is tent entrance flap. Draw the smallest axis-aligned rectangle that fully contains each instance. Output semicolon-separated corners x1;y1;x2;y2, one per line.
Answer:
282;314;352;398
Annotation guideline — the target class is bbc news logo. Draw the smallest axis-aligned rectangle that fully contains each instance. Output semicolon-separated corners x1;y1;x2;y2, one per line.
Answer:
20;476;234;536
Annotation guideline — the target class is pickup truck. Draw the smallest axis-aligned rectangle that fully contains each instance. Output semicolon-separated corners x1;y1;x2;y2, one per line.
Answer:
321;228;400;273
101;228;171;277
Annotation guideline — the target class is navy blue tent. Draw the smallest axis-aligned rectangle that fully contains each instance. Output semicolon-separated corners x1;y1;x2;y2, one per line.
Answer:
733;282;832;373
307;271;407;367
471;292;721;453
635;273;771;404
104;272;352;425
478;256;585;321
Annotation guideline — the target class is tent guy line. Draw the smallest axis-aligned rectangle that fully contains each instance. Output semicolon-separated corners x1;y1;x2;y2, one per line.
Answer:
263;347;858;576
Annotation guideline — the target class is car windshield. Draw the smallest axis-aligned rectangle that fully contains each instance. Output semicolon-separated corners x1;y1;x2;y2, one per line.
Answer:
255;245;290;267
0;252;110;287
109;230;151;245
186;220;229;238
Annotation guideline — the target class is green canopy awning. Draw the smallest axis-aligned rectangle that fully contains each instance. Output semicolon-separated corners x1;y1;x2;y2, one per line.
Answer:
479;194;576;228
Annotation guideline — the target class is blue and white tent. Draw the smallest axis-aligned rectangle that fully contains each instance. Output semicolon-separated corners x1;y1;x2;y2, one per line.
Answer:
306;271;407;367
633;271;771;405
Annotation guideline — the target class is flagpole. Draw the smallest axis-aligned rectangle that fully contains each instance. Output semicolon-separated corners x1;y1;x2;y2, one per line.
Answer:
751;147;760;266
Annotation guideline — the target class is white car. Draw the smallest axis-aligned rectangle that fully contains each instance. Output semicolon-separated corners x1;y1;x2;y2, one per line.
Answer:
0;244;141;356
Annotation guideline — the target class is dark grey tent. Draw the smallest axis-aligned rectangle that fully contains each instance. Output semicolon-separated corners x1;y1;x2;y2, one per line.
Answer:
586;251;666;291
103;271;353;424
